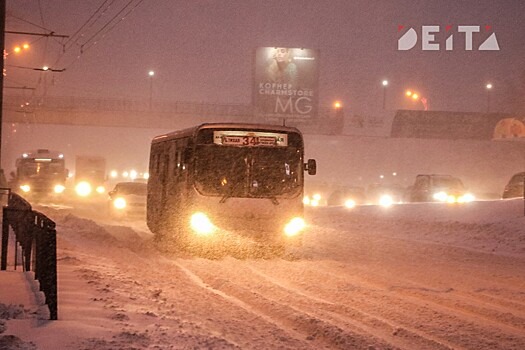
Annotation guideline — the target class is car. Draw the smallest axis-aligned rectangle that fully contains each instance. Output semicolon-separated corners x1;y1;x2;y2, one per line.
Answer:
406;174;475;203
327;186;366;208
366;183;406;206
108;181;147;218
502;172;524;199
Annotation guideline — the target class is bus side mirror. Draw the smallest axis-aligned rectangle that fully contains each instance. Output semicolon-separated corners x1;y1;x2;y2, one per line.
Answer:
304;159;316;175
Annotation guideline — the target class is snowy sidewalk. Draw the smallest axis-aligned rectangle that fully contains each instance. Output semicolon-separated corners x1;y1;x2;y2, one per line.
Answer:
0;269;42;350
0;270;38;307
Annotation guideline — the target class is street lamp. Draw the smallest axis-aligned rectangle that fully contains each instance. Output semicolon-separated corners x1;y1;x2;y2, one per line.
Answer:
148;70;155;110
486;83;492;112
382;80;388;109
405;90;428;111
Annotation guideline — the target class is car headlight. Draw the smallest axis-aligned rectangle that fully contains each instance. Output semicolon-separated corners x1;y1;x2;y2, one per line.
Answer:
379;194;393;207
54;184;66;194
303;196;311;205
432;191;448;202
190;212;215;235
75;181;92;197
20;184;31;193
284;217;306;237
113;197;127;209
344;199;356;208
96;186;106;194
458;193;475;203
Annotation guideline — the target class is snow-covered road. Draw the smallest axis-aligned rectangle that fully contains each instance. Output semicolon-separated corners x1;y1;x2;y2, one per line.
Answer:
2;199;525;349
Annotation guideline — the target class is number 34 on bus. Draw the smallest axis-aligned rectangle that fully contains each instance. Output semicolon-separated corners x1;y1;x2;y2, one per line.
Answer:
147;123;316;251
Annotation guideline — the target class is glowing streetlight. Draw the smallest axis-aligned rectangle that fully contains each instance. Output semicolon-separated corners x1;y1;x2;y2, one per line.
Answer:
486;83;493;112
382;80;388;109
13;43;30;54
148;70;155;109
405;90;428;111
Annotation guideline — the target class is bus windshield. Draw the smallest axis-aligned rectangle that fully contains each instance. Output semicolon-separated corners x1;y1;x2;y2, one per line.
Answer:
19;160;65;178
194;145;302;198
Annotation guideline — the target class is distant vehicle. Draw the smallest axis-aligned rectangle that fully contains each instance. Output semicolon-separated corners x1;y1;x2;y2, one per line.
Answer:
11;149;68;199
366;183;405;206
74;155;107;198
327;186;366;208
303;182;332;207
108;182;147;218
501;172;524;199
406;174;475;203
147;123;316;250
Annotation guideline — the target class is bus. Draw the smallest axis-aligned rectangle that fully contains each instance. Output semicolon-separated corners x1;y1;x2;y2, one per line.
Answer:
12;149;68;199
147;123;316;250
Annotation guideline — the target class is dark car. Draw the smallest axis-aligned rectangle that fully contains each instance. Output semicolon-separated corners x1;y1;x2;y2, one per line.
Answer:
502;172;525;199
108;181;147;218
406;174;475;203
327;186;366;208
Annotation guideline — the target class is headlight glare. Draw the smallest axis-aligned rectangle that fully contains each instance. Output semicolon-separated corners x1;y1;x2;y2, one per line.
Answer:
459;193;475;203
379;194;393;207
284;217;306;237
344;199;356;208
75;181;92;197
113;197;127;209
433;191;448;202
190;212;215;235
20;184;31;193
54;184;66;194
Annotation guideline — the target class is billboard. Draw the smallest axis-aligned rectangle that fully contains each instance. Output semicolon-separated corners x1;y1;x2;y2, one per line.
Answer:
253;47;319;119
391;110;525;141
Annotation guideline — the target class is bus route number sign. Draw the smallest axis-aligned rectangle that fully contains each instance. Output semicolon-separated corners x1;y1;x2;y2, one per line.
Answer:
213;131;288;147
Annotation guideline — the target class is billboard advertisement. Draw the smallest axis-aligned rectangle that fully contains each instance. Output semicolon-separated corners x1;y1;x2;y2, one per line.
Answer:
391;110;525;141
253;47;319;119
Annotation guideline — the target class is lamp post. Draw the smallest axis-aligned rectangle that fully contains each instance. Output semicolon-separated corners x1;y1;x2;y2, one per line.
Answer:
382;80;388;109
486;83;492;113
148;70;155;110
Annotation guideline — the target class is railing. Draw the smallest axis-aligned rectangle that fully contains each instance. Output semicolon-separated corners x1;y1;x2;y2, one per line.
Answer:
0;189;58;320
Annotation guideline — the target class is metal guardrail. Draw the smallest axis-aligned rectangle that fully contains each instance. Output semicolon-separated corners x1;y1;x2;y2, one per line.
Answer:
0;189;57;320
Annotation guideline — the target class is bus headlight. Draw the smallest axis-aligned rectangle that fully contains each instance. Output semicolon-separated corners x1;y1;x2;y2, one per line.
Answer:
190;212;215;235
96;186;106;194
284;217;306;237
54;184;66;194
20;184;31;193
113;197;127;209
75;181;92;197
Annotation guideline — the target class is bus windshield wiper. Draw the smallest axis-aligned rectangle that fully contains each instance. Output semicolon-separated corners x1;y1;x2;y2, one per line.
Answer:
220;181;243;203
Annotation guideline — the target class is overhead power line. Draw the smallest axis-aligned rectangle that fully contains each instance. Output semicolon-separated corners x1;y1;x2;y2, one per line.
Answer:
5;30;68;38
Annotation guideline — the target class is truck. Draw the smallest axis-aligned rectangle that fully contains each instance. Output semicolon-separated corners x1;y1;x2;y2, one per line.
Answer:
12;149;68;199
74;155;107;197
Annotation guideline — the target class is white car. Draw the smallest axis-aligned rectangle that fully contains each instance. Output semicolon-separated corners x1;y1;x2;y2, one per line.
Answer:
108;182;147;218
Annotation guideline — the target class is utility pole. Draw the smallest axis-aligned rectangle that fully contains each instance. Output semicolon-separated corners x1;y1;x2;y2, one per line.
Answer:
0;4;67;187
0;0;6;187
